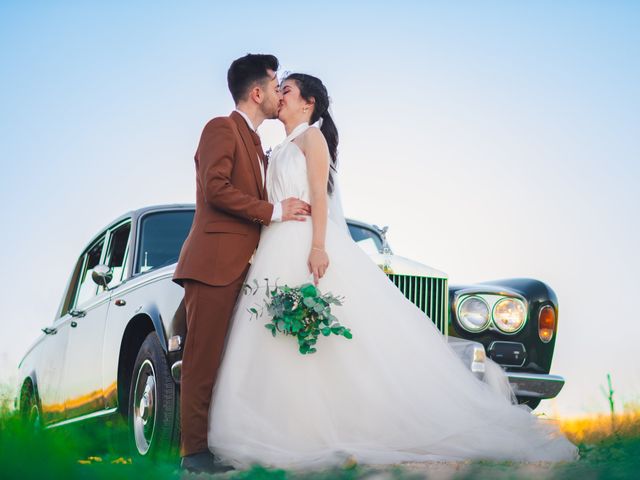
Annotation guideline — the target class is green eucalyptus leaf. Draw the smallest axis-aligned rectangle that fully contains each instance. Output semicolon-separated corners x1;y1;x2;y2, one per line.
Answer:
300;283;318;298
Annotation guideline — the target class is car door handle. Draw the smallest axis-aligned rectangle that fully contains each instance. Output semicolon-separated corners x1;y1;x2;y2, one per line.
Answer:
69;309;86;318
42;327;57;335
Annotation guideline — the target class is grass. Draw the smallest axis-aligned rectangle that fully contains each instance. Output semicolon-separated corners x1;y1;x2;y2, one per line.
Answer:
552;408;640;480
1;393;640;480
453;409;640;480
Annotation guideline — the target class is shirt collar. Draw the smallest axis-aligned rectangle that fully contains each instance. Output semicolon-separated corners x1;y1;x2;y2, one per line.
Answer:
234;108;256;132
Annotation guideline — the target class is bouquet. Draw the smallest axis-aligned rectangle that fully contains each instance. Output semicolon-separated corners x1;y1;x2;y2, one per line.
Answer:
243;278;352;355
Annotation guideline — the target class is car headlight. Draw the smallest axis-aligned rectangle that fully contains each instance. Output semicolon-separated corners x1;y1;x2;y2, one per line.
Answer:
493;298;527;333
457;296;490;332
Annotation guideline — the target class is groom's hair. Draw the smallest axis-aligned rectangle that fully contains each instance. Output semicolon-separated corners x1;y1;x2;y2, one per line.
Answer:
227;54;279;104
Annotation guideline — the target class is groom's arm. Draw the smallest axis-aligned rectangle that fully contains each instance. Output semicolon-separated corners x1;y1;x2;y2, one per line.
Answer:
198;117;274;225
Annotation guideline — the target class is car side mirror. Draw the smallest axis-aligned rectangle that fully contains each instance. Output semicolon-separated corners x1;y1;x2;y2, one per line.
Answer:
92;264;113;289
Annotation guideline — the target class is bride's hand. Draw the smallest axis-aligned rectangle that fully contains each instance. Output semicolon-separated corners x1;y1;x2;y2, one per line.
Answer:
308;247;329;286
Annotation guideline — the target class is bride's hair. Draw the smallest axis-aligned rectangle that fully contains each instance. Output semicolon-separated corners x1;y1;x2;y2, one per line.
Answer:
285;73;339;195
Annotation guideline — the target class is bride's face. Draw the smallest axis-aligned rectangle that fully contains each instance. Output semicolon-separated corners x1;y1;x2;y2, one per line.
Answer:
278;79;313;124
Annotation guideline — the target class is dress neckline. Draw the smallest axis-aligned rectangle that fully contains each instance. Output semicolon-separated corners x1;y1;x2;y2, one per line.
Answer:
284;122;310;144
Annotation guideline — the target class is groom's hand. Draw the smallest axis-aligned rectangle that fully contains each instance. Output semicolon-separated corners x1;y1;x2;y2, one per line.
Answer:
281;197;311;222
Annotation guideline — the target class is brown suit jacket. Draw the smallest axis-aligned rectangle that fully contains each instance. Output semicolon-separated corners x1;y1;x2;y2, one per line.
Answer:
173;111;274;287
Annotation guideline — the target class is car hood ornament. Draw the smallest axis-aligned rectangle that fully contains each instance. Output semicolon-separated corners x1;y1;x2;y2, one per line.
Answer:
373;224;393;274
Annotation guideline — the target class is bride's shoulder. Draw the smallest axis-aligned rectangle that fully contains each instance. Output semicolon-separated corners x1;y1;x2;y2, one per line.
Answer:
298;126;328;152
297;127;330;169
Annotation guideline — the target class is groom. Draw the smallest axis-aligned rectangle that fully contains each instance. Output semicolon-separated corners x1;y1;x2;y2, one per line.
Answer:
173;53;311;473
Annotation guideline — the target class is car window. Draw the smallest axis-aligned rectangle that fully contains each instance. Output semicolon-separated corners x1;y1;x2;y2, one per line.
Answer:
59;255;85;317
135;211;194;274
347;224;383;252
74;237;106;307
105;221;131;288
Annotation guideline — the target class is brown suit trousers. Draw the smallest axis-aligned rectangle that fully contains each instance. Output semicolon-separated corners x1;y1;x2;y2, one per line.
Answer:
180;264;250;456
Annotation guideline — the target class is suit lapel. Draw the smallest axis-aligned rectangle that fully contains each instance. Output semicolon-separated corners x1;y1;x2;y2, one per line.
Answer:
230;111;265;200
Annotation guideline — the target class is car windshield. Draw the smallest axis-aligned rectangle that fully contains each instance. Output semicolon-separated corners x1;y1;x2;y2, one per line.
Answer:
133;211;386;275
347;223;384;253
135;210;195;274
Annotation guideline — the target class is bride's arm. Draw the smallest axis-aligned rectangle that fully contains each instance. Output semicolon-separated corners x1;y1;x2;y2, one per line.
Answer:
301;128;330;285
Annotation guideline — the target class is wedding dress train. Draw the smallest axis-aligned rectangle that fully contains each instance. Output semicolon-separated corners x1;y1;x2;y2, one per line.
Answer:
207;123;578;469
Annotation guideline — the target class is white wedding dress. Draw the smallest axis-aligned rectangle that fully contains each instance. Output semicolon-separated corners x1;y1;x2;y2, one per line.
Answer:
208;123;578;469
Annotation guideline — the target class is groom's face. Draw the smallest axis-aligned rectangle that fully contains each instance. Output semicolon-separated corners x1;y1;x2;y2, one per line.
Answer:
259;69;282;120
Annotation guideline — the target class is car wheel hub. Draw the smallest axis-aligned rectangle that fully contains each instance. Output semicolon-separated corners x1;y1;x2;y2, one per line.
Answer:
133;359;156;455
28;402;41;429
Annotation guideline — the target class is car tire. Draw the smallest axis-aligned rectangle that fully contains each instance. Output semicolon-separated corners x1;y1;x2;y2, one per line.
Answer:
128;331;179;460
20;386;42;430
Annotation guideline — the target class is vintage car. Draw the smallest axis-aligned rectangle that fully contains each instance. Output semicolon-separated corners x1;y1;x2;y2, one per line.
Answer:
16;204;565;458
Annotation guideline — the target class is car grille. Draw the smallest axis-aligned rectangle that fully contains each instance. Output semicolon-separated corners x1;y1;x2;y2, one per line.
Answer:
387;274;449;335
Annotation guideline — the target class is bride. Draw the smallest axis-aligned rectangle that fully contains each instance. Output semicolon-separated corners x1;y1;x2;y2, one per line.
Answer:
207;73;578;469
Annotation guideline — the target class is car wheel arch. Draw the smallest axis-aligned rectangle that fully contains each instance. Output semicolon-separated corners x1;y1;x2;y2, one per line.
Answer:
18;375;42;426
18;376;36;411
117;312;167;417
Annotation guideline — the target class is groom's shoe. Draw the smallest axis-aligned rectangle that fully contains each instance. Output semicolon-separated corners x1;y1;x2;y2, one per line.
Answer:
181;450;234;475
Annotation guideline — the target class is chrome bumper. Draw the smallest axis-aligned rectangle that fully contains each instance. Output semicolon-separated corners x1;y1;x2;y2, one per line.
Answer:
171;360;182;383
507;372;565;399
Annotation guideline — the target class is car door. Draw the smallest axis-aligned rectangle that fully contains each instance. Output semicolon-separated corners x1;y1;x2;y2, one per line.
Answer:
31;327;69;426
59;232;111;419
34;251;88;425
96;220;131;408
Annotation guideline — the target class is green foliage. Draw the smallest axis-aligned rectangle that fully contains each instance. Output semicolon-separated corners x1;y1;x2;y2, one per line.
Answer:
244;279;351;355
0;405;175;479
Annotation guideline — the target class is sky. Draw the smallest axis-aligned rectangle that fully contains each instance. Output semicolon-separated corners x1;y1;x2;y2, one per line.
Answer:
0;1;638;417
